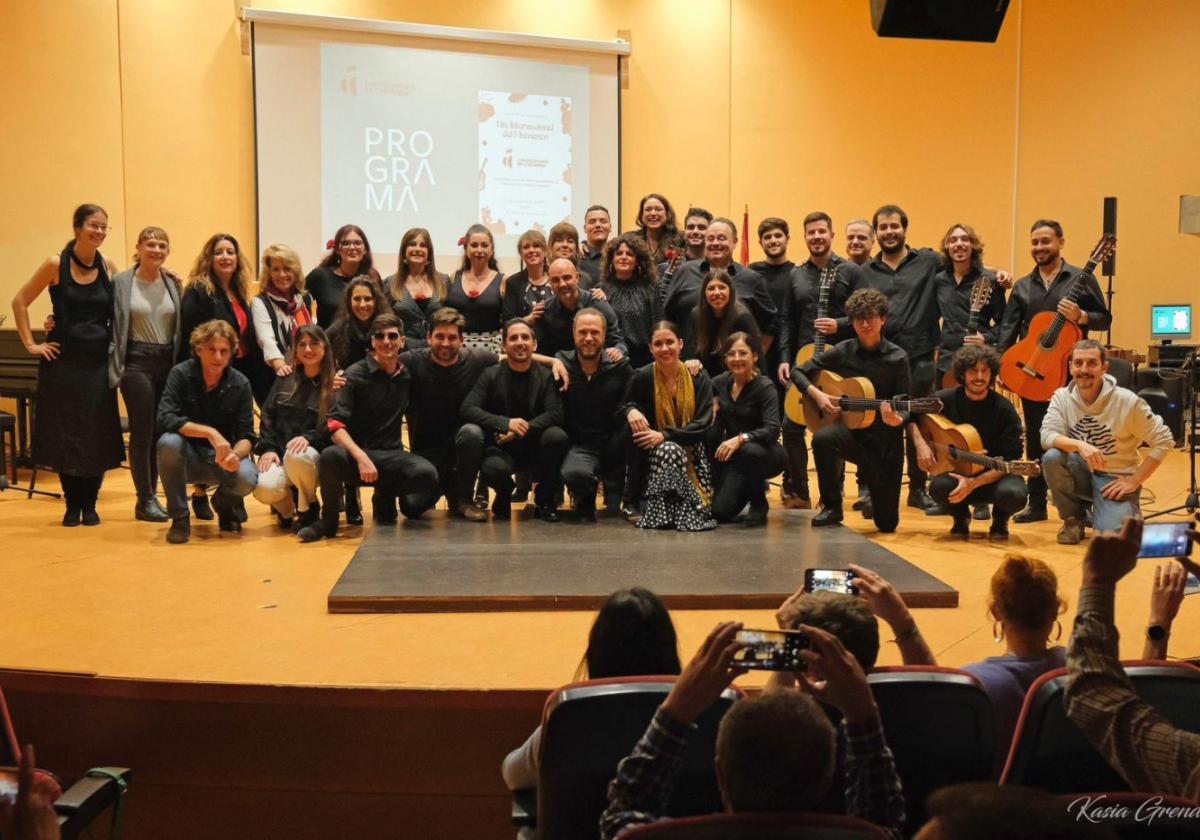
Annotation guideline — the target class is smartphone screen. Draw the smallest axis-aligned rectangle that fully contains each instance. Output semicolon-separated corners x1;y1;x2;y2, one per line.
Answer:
1138;522;1195;558
0;768;18;806
804;568;856;595
733;628;810;671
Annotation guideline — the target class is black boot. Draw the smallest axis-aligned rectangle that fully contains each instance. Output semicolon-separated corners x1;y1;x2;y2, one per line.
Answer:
61;476;82;527
344;485;363;525
136;496;170;522
950;511;971;539
191;490;214;520
80;475;101;526
813;505;844;527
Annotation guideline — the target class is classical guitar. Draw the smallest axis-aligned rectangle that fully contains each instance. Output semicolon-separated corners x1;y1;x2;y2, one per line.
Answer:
941;276;995;388
801;370;944;432
783;263;836;425
999;234;1116;402
917;414;1042;477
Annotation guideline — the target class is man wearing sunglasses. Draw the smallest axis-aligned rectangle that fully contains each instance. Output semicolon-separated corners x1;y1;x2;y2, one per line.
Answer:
298;313;439;541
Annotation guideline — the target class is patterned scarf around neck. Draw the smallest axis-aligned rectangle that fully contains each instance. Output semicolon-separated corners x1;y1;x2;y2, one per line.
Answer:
652;362;711;505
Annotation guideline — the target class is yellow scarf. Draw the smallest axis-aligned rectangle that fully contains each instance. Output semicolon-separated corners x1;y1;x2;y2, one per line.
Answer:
653;363;710;504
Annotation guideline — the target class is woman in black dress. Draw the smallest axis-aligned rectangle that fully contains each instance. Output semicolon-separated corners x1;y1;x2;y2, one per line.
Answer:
708;332;786;527
444;224;505;354
384;227;446;349
11;203;125;526
306;224;381;329
600;234;660;369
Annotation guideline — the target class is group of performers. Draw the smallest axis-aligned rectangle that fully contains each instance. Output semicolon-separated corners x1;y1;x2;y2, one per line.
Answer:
10;199;1175;545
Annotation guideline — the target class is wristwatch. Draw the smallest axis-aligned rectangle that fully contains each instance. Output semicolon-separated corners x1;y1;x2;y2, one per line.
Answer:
1146;624;1169;642
738;433;750;444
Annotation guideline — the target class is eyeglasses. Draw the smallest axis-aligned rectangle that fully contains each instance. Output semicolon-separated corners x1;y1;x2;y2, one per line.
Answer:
84;223;109;233
340;241;365;250
296;341;322;350
372;331;401;341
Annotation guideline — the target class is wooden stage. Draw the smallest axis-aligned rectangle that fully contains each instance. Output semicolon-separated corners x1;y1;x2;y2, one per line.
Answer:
1;457;1197;838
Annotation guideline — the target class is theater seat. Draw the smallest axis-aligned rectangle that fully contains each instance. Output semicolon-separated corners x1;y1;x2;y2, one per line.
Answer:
1000;661;1200;792
1058;792;1200;839
522;676;741;840
1;684;132;839
867;666;995;830
620;811;890;839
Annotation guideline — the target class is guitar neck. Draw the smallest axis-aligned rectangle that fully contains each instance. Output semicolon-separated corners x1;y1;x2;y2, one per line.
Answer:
813;269;833;354
946;445;1004;472
837;397;938;413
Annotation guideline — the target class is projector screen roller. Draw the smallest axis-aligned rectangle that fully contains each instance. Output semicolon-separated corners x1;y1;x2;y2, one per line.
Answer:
252;22;621;275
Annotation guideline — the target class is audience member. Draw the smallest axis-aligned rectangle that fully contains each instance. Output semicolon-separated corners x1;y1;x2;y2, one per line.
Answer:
915;783;1116;840
501;587;681;793
1063;516;1200;800
1143;560;1188;660
599;621;905;838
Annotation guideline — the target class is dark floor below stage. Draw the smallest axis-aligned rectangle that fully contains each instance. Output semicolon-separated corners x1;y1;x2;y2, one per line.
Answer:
328;509;956;613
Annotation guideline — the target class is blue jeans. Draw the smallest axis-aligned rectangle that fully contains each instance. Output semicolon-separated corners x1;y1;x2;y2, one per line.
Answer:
157;432;258;520
1042;448;1141;532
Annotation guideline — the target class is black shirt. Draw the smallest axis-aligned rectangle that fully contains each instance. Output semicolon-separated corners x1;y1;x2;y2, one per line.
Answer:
157;358;257;449
997;261;1111;349
255;373;327;456
534;290;628;358
580;248;604;286
931;386;1024;462
305;266;350;329
860;247;943;359
461;363;563;438
791;337;912;441
328;355;411;451
662;260;778;346
776;256;864;365
711;373;781;444
555;350;633;447
935;268;1006;357
684;304;762;378
400;347;497;451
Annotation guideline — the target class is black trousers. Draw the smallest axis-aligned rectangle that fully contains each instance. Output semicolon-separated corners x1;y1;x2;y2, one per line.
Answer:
120;341;175;500
904;355;937;495
1021;397;1049;505
479;426;570;507
812;425;904;532
413;423;485;506
929;473;1029;523
776;380;811;499
709;436;787;522
559;429;628;510
317;445;438;528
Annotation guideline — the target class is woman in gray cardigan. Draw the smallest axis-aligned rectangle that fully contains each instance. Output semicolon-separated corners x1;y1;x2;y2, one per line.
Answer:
110;226;183;521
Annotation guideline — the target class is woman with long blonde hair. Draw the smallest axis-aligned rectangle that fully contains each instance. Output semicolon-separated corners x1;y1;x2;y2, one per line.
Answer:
252;244;314;387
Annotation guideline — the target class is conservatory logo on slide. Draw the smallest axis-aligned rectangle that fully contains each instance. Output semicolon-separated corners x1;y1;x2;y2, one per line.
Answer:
340;66;357;96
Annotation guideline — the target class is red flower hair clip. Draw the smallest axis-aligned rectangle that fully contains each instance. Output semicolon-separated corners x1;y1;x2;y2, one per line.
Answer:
326;239;336;250
457;236;467;247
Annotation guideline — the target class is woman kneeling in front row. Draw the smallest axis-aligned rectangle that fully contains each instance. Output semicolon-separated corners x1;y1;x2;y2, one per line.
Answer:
708;331;785;526
253;325;336;531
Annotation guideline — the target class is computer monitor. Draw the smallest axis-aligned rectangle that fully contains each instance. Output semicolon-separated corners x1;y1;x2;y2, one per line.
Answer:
1151;304;1192;339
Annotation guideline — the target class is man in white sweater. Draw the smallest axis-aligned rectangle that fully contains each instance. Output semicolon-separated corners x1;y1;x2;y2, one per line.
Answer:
1041;340;1175;544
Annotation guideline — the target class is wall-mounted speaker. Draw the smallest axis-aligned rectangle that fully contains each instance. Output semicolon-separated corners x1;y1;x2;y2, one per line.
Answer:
870;0;1011;43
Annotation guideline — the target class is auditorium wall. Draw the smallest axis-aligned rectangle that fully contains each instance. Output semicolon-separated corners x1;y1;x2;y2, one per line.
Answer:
3;0;1198;354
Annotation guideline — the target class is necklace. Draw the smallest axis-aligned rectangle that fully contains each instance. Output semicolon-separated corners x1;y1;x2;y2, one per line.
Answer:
70;248;100;271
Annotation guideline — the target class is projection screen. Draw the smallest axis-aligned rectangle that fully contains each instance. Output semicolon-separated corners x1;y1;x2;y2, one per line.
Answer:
249;12;625;275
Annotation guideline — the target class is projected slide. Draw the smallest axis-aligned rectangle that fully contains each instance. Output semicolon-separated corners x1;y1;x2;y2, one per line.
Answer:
320;43;589;254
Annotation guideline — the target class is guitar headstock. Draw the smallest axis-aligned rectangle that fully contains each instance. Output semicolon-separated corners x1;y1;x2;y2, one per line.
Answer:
819;263;837;289
1089;234;1117;265
1004;460;1043;478
969;277;993;310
